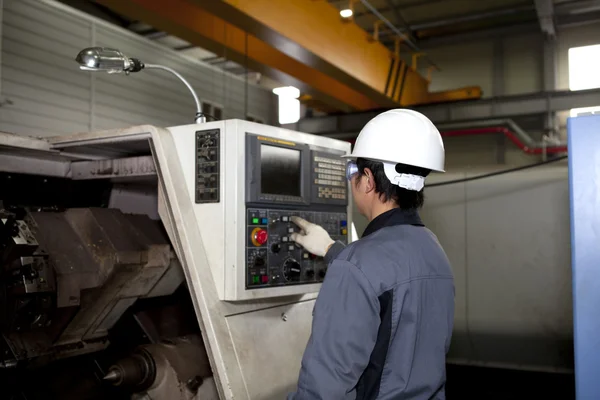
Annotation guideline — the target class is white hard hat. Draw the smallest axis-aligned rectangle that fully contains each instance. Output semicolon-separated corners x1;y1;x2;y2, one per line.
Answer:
343;109;445;191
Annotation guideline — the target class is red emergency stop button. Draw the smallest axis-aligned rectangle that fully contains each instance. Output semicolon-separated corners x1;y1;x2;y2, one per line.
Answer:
251;228;268;246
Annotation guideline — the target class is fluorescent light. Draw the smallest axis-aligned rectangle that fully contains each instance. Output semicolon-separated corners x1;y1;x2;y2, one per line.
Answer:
340;8;353;18
272;86;300;99
273;86;301;124
277;97;300;124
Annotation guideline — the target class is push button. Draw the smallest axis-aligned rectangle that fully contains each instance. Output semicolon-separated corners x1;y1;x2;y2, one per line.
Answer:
261;218;268;225
341;228;347;235
252;275;259;284
281;216;289;222
341;220;347;227
251;228;268;246
261;275;269;284
252;217;259;225
288;245;295;251
288;228;294;233
282;237;289;242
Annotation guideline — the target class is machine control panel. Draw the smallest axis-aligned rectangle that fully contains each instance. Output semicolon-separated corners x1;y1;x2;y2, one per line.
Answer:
195;129;220;203
246;208;348;289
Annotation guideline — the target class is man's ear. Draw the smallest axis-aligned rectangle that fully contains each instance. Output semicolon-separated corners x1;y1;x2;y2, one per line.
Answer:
363;168;376;194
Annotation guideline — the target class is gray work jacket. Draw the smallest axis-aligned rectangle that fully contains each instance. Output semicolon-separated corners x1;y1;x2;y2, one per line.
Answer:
289;208;455;400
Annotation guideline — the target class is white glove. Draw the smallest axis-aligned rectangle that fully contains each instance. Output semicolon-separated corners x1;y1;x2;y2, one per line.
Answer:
290;216;335;257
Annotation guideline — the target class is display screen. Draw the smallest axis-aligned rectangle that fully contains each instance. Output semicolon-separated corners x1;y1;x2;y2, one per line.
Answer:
260;144;301;197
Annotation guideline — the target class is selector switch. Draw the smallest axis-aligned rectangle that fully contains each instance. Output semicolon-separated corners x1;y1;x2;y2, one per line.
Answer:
283;258;301;282
271;243;281;253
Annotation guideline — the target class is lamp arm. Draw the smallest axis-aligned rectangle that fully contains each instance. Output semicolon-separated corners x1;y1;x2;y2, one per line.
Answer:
144;63;206;123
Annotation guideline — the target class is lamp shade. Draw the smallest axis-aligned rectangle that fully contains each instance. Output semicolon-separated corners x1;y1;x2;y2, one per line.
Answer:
75;47;131;73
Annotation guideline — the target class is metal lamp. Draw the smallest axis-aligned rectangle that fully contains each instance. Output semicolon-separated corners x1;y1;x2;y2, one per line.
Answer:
75;47;206;124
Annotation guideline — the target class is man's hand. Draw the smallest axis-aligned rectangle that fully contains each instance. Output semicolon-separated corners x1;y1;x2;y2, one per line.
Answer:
290;216;335;257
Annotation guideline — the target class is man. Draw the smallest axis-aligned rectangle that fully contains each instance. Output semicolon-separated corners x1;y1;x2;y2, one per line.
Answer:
288;109;455;400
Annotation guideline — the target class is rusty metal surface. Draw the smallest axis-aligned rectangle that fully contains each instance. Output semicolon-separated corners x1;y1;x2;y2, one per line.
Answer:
28;211;101;308
23;207;177;348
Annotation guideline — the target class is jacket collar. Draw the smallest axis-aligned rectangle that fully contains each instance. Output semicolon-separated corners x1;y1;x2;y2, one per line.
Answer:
362;208;424;238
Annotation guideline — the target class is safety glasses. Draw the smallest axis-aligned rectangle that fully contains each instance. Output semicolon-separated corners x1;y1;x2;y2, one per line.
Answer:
346;161;359;181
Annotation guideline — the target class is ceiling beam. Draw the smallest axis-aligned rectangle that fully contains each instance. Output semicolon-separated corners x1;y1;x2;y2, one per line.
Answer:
555;0;600;15
534;0;556;38
287;88;600;134
371;4;536;38
353;0;445;18
95;0;383;112
195;0;471;105
382;0;417;43
557;8;600;27
416;22;539;48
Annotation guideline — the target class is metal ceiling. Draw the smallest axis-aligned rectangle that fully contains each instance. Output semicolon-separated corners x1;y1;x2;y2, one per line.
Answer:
59;0;600;92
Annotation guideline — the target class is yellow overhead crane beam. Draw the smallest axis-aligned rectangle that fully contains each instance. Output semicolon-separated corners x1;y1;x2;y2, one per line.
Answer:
96;0;481;112
199;0;422;105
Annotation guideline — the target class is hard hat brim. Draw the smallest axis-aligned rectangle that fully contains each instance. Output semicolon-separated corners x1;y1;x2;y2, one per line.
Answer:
340;153;445;173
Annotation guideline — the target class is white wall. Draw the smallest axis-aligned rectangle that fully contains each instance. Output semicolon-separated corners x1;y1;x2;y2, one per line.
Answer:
0;0;277;138
424;164;573;372
423;24;600;98
503;33;545;95
413;23;600;169
425;40;496;96
424;33;544;98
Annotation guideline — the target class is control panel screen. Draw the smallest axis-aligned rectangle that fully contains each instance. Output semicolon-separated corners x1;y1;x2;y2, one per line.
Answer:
260;144;301;197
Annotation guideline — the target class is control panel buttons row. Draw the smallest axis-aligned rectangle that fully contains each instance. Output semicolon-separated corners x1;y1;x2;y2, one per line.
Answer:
246;209;347;289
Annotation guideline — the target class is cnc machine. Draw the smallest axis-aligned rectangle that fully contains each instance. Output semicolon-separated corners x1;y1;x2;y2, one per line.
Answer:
0;120;351;400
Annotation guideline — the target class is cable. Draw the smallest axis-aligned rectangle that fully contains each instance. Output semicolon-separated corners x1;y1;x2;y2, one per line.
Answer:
426;155;568;188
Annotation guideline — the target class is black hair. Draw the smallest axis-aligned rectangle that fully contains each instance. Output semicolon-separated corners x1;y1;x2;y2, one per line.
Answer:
356;158;430;210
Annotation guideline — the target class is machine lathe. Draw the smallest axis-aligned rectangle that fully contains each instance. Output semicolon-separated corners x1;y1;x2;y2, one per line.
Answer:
0;120;352;399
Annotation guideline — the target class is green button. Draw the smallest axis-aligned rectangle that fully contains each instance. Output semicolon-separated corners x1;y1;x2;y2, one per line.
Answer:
252;217;259;224
252;276;259;284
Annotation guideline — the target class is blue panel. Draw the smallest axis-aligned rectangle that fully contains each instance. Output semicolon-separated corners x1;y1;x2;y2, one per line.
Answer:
568;114;600;400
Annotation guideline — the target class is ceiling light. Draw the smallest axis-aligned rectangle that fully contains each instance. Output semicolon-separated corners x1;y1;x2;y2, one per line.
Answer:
272;86;300;99
340;9;353;18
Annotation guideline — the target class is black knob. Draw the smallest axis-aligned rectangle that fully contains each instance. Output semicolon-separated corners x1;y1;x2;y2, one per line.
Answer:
306;269;315;279
254;257;265;267
283;259;301;282
271;243;281;253
318;269;326;279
